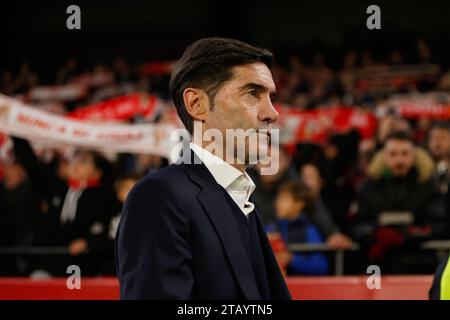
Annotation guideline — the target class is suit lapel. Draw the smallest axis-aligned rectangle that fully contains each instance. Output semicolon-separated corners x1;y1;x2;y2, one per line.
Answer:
197;188;261;299
180;148;261;300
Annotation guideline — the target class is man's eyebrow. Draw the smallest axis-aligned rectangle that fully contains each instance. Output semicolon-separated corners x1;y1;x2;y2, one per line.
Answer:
239;82;276;95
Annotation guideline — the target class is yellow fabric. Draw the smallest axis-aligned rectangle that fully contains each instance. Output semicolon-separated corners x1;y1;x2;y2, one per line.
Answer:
441;257;450;300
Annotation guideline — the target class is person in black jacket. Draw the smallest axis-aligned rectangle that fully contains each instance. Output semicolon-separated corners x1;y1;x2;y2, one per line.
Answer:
116;38;291;300
351;131;446;274
88;174;138;275
0;160;40;275
427;122;450;237
36;149;117;276
0;137;42;275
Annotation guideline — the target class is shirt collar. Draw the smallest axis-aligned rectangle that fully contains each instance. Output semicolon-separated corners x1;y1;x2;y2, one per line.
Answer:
189;142;255;192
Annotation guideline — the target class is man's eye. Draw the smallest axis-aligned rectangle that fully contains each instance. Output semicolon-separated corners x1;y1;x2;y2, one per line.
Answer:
248;90;258;97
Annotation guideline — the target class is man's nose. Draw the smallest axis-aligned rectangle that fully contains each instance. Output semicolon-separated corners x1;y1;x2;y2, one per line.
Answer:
259;99;279;124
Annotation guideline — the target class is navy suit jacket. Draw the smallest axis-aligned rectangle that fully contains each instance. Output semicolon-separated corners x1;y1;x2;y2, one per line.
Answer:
115;150;291;300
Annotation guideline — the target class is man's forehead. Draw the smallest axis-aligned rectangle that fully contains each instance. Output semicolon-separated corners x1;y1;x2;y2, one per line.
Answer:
385;139;414;150
230;63;276;90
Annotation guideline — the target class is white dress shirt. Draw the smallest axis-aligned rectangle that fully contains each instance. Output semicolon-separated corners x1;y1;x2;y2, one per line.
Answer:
190;142;256;217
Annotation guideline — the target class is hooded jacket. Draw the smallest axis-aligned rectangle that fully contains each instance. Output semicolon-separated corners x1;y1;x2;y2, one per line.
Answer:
351;147;446;244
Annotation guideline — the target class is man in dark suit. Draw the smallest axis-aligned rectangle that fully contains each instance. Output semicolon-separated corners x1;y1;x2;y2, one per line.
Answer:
115;37;291;300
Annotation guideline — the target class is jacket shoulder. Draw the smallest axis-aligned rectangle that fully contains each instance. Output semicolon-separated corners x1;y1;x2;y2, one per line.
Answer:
125;164;195;206
139;164;191;190
146;163;189;182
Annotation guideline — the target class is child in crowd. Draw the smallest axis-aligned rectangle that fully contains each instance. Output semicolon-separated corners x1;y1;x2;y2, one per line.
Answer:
266;181;329;275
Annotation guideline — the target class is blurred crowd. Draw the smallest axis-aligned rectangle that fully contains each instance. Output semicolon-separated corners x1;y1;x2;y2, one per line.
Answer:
2;37;450;277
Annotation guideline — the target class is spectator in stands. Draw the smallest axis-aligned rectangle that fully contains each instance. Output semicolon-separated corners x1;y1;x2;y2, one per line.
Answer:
0;137;43;250
319;131;360;233
35;149;117;276
352;138;377;189
249;146;297;224
427;122;450;237
251;145;352;250
90;174;138;275
0;153;40;275
300;163;353;249
351;131;446;274
427;122;450;194
266;181;329;275
0;160;39;247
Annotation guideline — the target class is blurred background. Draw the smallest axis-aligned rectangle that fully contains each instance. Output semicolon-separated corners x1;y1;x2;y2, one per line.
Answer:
1;0;450;299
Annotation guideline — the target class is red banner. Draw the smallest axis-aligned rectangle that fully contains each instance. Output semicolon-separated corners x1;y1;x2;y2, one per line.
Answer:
67;93;158;122
275;106;377;145
378;92;450;119
396;102;450;119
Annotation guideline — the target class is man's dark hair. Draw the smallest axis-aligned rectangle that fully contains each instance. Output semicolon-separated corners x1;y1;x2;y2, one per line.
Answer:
383;130;415;146
169;37;274;134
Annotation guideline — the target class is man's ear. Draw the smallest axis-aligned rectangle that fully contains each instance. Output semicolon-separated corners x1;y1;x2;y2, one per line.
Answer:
182;88;210;122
